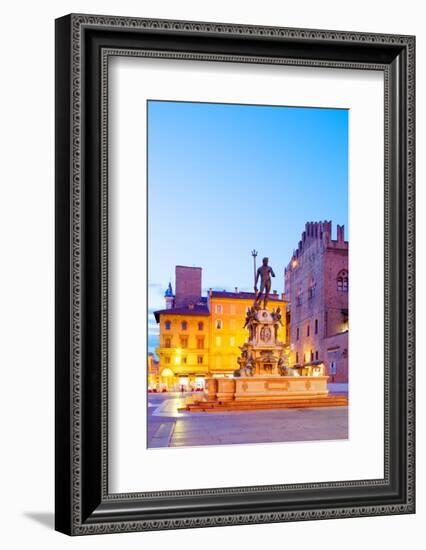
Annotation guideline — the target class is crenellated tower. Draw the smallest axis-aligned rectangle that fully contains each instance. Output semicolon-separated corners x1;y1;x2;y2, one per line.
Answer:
284;221;349;382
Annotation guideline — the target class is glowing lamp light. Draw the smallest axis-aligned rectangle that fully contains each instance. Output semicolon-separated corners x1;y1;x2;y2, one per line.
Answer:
292;259;298;268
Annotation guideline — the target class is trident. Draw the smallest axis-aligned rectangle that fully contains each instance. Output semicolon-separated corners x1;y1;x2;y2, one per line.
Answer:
251;249;258;293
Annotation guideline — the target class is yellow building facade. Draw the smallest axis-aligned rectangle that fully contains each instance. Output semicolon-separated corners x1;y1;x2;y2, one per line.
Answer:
153;283;287;390
154;310;210;390
208;292;287;376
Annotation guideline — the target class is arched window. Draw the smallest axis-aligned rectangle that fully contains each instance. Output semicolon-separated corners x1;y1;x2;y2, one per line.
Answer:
198;321;204;331
308;276;316;299
181;321;187;330
337;270;349;292
216;319;222;330
165;320;171;330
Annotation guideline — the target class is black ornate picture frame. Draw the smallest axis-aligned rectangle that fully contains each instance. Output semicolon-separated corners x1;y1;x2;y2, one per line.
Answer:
55;14;415;535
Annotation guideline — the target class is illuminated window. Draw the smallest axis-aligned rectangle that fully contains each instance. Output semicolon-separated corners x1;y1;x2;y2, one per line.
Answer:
165;320;171;330
215;304;223;314
215;336;221;347
216;319;222;329
180;337;188;348
197;337;204;349
161;367;174;377
164;337;171;348
181;321;188;330
198;321;204;330
230;336;235;346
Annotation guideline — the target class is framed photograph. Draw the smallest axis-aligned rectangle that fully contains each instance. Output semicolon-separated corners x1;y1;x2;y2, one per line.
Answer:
55;14;415;535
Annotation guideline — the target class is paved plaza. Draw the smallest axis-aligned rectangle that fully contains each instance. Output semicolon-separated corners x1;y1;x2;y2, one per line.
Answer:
147;388;348;448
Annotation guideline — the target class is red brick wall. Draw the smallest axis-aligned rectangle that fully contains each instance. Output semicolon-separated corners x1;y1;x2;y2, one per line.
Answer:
285;221;349;383
323;331;348;383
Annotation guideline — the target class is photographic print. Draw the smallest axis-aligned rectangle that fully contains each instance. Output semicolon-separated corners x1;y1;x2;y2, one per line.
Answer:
147;100;349;449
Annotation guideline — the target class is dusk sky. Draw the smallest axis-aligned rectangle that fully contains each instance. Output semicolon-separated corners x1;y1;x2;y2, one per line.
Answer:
148;100;348;352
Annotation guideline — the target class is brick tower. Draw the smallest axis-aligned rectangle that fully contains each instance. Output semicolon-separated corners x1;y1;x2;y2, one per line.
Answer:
285;221;349;383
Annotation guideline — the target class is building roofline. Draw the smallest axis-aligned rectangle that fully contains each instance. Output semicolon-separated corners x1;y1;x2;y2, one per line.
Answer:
210;290;286;302
154;307;210;323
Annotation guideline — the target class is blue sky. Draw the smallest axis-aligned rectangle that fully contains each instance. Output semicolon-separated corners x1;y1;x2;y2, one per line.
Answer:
148;101;348;352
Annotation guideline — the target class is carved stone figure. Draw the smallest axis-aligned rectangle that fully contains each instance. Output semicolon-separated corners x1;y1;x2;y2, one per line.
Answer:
272;306;284;339
234;348;256;377
260;325;272;343
277;355;288;376
272;306;283;324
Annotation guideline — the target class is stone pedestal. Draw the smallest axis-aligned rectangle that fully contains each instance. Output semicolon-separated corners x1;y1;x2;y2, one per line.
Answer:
182;305;343;413
235;307;288;377
205;375;328;402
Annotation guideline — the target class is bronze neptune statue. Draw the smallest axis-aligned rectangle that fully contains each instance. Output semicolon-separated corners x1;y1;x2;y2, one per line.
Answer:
254;257;275;309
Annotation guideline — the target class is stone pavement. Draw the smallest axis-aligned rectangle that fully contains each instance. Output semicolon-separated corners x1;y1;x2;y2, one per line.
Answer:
147;392;348;449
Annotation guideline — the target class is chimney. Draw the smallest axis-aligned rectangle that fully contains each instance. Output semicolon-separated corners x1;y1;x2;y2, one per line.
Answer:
234;287;239;293
175;266;202;308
